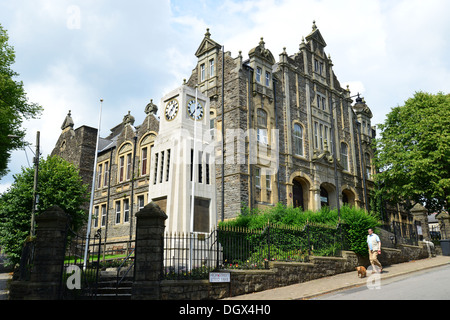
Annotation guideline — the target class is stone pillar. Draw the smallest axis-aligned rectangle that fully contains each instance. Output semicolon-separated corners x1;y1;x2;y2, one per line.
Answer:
436;212;450;240
9;206;69;300
132;202;168;300
410;203;430;241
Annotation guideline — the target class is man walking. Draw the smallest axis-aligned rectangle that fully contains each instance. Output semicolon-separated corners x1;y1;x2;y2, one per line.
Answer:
367;228;382;273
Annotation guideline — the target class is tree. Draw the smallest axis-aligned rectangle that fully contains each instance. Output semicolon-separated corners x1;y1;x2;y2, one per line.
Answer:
373;91;450;213
0;24;42;178
0;155;89;265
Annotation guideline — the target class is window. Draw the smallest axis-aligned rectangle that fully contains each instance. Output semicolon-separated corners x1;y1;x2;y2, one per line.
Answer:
314;122;319;149
341;142;349;171
317;94;326;110
319;124;324;150
256;67;262;83
160;151;164;183
365;153;372;179
293;124;303;156
206;153;210;185
209;59;214;77
153;152;159;184
119;156;125;182
124;199;130;223
94;206;99;228
97;164;103;189
137;195;145;211
166;149;171;182
141;147;148;176
126;153;132;181
314;59;324;75
257;109;268;145
115;201;121;224
200;64;205;81
101;204;107;227
255;167;261;188
140;134;155;176
118;143;133;183
103;161;109;187
265;71;270;86
266;173;271;191
198;151;203;183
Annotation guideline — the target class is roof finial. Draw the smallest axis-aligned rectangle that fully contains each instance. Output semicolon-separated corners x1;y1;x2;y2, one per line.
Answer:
205;28;211;38
259;37;265;47
312;20;317;30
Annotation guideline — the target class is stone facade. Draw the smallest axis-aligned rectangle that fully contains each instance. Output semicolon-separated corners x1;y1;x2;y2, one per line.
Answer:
52;23;376;240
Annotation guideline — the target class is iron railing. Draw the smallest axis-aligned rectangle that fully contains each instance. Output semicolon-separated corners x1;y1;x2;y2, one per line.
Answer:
162;231;220;280
60;228;102;299
161;222;346;279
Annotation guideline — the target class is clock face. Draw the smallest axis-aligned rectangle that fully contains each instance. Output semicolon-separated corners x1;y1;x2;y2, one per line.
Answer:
187;99;204;120
165;99;179;121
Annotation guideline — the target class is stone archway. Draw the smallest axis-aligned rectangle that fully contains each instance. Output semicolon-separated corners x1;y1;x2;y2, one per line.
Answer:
319;182;337;209
342;188;356;207
292;176;310;211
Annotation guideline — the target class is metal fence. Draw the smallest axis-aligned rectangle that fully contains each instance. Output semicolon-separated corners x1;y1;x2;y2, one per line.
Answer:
378;221;418;246
161;222;346;280
60;227;106;299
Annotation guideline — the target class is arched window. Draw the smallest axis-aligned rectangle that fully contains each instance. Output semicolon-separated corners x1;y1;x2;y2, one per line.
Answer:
341;142;349;171
117;143;133;183
293;124;303;156
140;133;156;176
257;109;268;145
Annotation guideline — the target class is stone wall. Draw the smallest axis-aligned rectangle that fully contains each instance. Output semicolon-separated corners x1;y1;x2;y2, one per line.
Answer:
158;242;430;300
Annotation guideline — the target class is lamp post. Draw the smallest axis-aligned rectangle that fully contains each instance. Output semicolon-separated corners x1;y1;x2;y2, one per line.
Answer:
8;132;40;237
30;131;40;237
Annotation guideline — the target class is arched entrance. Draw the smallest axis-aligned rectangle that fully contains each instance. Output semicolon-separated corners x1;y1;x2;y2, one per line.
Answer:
292;177;310;211
342;189;356;207
319;182;337;209
320;186;329;208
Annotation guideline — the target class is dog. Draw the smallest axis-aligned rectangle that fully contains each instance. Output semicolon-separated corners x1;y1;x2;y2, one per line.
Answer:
356;266;367;278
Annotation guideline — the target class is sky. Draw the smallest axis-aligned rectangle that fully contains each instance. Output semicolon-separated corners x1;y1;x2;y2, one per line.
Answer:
1;0;449;193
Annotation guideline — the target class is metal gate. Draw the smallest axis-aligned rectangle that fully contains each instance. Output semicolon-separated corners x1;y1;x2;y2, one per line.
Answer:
60;227;102;299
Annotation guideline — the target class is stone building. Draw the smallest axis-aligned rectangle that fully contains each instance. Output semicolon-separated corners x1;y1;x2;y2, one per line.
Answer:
52;23;376;241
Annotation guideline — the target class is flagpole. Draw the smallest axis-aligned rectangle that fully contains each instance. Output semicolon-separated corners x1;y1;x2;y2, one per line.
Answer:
221;45;225;222
83;98;103;270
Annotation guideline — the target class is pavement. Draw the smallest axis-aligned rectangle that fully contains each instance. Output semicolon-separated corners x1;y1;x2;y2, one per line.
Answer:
223;255;450;300
0;255;449;300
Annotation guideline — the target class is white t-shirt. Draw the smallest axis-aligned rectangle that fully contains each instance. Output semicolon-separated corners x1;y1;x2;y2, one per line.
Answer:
367;233;380;251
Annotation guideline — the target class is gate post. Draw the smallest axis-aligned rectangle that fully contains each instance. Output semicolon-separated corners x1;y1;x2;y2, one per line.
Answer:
131;202;167;300
9;205;69;300
410;203;430;241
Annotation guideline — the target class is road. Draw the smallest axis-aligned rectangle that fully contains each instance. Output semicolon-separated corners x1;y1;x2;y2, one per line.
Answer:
314;265;450;300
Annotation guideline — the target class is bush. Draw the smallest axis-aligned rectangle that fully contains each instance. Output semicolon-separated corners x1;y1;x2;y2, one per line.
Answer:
220;203;380;257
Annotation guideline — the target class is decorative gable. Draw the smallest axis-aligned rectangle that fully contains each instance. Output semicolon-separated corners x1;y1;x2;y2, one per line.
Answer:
305;21;327;49
195;28;221;58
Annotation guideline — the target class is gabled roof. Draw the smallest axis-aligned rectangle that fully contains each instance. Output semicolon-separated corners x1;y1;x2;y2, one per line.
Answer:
305;21;327;48
195;28;221;57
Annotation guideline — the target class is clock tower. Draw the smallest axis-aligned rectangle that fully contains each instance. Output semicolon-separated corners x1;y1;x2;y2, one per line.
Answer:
149;84;217;234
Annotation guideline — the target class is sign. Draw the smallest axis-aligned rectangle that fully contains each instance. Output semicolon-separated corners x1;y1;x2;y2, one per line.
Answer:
209;272;230;283
417;225;423;235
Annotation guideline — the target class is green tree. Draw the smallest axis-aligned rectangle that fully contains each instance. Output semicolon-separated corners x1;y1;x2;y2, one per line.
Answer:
0;24;42;178
0;155;89;265
374;91;450;213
